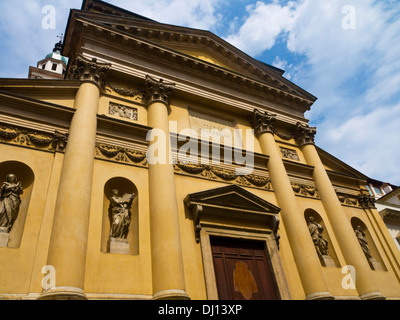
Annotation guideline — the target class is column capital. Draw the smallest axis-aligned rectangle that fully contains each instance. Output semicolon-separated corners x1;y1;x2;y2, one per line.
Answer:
144;75;175;109
250;109;276;137
69;54;111;90
294;122;317;147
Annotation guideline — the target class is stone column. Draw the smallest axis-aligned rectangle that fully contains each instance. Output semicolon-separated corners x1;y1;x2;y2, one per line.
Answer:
144;75;189;300
40;55;111;300
296;123;385;300
250;110;332;300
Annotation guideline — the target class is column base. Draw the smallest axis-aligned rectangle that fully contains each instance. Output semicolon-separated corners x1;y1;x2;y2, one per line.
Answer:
153;289;191;300
0;228;10;247
306;292;334;300
38;287;88;300
360;292;386;300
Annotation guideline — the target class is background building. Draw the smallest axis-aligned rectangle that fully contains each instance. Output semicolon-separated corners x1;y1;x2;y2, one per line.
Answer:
0;0;399;300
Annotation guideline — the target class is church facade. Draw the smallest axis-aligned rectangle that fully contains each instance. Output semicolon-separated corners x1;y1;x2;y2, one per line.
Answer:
0;0;399;300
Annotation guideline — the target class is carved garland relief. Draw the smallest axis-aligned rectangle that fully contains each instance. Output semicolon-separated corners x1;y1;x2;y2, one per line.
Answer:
0;124;68;152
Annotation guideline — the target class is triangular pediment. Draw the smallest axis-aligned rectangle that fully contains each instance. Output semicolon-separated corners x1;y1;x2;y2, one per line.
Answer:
185;184;280;214
185;184;281;243
64;0;316;105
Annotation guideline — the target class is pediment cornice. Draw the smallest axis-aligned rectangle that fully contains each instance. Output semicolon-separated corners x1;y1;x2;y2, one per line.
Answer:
64;12;315;112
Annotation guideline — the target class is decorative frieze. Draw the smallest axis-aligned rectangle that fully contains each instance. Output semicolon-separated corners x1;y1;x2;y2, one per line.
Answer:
337;193;359;207
105;81;144;102
69;54;111;90
291;183;319;199
0;123;68;152
109;102;138;121
174;161;272;191
357;194;376;209
95;143;147;166
280;147;300;161
336;192;376;209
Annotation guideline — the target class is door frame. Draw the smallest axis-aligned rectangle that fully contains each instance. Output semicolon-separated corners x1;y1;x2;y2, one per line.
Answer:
199;225;291;300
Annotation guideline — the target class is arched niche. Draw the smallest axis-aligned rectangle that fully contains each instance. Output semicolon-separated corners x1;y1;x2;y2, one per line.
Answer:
304;209;339;268
351;217;386;271
101;177;139;255
0;161;35;248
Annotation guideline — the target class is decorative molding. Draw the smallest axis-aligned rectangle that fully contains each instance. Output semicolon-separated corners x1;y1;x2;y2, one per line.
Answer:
174;161;272;191
291;183;319;199
143;75;175;107
69;54;111;90
280;147;300;161
0;123;68;152
72;20;315;111
337;193;359;207
95;143;147;166
294;122;316;147
249;109;276;137
336;192;376;209
184;184;281;245
108;102;138;121
274;128;294;141
357;193;376;209
105;81;144;102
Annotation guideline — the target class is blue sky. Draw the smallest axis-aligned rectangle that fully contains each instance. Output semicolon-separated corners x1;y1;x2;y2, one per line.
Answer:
0;0;399;185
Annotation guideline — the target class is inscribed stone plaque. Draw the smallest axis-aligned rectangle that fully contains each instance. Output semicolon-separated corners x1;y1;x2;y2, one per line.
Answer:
188;109;240;145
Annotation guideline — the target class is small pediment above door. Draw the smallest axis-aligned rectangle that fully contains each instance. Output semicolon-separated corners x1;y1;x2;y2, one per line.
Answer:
185;185;281;244
185;184;280;214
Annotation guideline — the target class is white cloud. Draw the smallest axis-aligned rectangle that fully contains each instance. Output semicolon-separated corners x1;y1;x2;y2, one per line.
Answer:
224;1;298;56
0;0;81;78
108;0;224;31
1;0;399;184
319;103;400;184
224;0;400;183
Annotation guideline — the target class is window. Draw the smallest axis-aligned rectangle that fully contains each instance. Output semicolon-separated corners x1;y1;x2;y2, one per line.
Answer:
366;185;373;196
51;63;57;71
373;187;383;195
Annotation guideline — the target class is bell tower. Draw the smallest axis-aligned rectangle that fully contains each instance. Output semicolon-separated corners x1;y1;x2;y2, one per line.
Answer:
28;36;68;79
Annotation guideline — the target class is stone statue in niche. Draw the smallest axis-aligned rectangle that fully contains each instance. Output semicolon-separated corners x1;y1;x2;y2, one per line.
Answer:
108;189;135;240
355;225;372;259
308;216;335;267
308;216;329;256
0;174;23;233
355;225;383;270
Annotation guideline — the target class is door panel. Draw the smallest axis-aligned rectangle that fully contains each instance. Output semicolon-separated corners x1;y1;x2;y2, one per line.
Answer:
211;237;279;300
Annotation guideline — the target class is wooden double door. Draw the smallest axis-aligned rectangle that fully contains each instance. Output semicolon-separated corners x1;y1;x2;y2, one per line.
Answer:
211;237;279;300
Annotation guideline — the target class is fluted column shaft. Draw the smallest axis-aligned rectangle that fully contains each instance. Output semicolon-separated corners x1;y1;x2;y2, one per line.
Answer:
145;75;189;300
41;55;110;300
296;123;384;300
251;110;332;300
